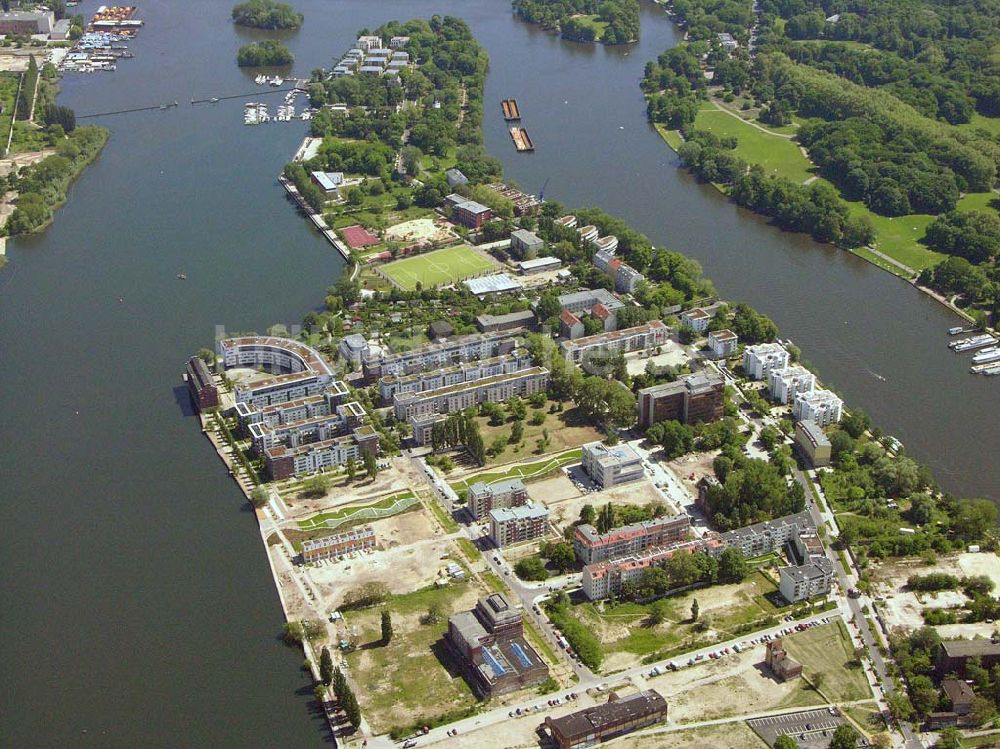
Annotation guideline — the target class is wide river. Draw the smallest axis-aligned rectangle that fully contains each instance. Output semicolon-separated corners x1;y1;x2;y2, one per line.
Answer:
1;0;996;745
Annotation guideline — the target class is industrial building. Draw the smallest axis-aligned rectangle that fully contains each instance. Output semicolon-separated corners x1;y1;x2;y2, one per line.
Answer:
637;371;725;428
489;504;549;547
185;356;218;412
450;198;492;229
516;256;561;275
464;274;523;298
574;515;691;565
445;593;549;698
765;639;802;681
543;690;668;749
580;441;644;488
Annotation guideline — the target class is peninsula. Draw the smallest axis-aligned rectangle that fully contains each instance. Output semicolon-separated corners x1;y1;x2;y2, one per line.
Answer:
513;0;640;44
187;15;999;749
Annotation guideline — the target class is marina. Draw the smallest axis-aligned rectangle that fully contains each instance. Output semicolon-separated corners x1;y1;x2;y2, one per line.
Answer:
510;126;534;152
59;6;143;74
243;89;314;125
501;98;521;120
950;334;999;352
972;347;1000;365
971;362;1000;376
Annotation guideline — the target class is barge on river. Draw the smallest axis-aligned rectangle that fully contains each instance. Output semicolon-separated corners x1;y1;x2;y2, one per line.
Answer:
501;98;521;120
510;126;534;152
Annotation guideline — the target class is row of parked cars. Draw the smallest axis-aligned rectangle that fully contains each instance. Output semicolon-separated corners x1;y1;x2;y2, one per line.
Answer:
507;693;578;718
648;617;834;676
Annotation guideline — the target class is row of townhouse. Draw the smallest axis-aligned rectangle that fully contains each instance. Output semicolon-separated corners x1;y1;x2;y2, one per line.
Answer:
394;366;550;421
573;515;692;565
362;331;517;380
301;525;376;563
560;320;670;371
378;348;533;403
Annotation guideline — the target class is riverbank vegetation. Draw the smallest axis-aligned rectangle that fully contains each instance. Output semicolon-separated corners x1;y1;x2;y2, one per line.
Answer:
236;39;293;67
644;0;1000;325
232;0;303;30
513;0;639;44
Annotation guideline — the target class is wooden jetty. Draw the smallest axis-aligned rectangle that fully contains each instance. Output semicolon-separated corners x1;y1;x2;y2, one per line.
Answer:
509;126;534;152
501;98;521;120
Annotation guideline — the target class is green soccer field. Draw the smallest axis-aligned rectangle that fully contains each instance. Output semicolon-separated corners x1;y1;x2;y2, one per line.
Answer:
380;245;496;290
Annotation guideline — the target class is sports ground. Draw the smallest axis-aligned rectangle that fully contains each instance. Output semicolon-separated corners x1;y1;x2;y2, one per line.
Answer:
380;244;496;290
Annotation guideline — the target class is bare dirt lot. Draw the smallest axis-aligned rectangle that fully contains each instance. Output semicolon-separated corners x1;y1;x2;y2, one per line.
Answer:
873;552;1000;636
305;509;456;609
384;217;455;244
667;451;721;501
617;722;767;749
546;477;669;533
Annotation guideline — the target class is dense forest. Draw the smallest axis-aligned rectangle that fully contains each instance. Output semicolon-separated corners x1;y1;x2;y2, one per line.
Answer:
643;0;1000;321
512;0;640;44
236;40;294;67
231;0;303;30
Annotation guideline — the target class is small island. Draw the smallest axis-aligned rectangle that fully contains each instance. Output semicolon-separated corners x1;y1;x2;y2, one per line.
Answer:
237;39;294;67
231;0;303;30
513;0;639;44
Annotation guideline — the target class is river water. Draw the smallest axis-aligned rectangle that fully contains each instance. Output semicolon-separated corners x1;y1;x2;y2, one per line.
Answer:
0;0;995;746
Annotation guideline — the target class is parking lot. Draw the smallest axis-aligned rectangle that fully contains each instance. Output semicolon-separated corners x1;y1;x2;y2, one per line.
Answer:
748;707;848;748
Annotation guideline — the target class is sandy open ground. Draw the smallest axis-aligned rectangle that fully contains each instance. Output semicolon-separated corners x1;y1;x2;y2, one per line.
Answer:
384;217;454;244
874;553;1000;636
305;509;452;609
278;458;421;516
546;477;670;533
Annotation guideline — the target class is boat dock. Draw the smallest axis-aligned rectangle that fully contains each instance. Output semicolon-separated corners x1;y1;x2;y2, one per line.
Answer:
510;126;534;152
970;361;1000;376
501;98;521;120
278;173;351;262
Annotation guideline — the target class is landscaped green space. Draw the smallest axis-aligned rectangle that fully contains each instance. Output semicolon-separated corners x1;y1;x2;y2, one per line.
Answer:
0;72;21;152
296;491;415;531
449;448;582;495
693;104;815;184
344;583;479;735
379;244;496;290
782;621;872;702
475;404;603;467
569;14;608;37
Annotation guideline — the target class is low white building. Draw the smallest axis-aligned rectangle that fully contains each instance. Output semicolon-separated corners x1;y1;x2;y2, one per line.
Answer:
707;329;738;359
581;441;643;488
793;388;843;427
768;365;815;404
743;342;790;380
680;307;711;333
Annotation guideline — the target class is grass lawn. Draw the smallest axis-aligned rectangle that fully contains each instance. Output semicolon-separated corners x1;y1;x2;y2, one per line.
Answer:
958;113;1000;139
693;103;816;184
380;244;496;290
623;722;767;749
345;583;479;735
449;448;583;495
296;492;415;530
654;123;684;151
0;72;19;152
574;572;788;661
426;496;460;533
570;14;609;37
782;621;872;702
477;405;603;467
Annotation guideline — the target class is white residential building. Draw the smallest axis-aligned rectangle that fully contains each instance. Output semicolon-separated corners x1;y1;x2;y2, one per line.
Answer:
707;329;738;359
743;342;790;380
793;389;843;427
581;441;644;488
680;307;711;333
768;365;816;404
779;559;834;603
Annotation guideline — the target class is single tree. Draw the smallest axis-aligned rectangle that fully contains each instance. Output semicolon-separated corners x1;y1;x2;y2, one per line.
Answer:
363;450;377;481
345;457;357;481
690;598;699;622
647;600;668;627
425;601;444;624
774;736;800;749
319;646;334;686
829;725;859;749
380;609;393;645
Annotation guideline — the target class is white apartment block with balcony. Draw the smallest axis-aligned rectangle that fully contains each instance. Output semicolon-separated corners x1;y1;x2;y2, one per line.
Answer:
392;367;549;420
793;388;843;427
742;342;790;380
768;365;816;405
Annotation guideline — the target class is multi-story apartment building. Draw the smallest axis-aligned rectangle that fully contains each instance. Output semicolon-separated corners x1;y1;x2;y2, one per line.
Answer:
510;228;544;260
446;593;549;698
680;307;711;333
580;441;644;488
561;320;670;371
218;337;337;408
558;288;624;323
707;329;738;359
793;388;843;427
263;426;379;480
234;382;351;430
362;332;517;380
489;504;549;547
742;342;790;380
637;372;725;428
779;558;835;602
378;348;533;403
468;478;529;520
451;199;492;229
720;511;814;557
393;366;549;420
300;525;376;563
247;401;367;453
768;365;816;404
581;536;724;600
574;515;691;565
185;356;218;412
794;419;832;467
605;258;644;295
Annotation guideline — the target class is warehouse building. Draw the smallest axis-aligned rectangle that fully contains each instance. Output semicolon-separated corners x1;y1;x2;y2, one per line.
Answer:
543;690;668;748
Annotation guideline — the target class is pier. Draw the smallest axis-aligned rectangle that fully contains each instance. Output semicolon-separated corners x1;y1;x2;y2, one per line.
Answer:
509;126;534;152
501;98;521;120
278;175;351;261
